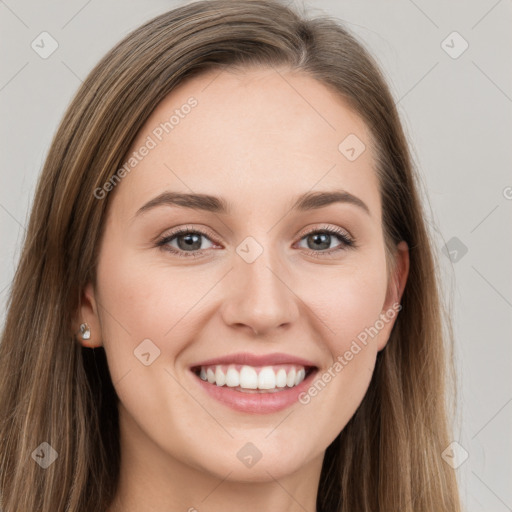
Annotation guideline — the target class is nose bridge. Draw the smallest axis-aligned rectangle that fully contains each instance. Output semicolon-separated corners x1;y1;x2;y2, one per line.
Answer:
221;237;299;335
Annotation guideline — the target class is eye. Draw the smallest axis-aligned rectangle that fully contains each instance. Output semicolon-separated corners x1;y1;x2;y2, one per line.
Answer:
295;225;356;257
156;226;217;258
155;224;356;258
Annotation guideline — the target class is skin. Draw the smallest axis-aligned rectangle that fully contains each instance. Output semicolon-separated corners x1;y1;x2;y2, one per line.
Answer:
74;66;409;512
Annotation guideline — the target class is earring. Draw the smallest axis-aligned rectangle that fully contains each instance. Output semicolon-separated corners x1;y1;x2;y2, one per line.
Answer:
79;322;91;340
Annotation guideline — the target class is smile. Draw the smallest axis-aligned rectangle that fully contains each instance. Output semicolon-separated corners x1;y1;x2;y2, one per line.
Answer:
192;364;313;392
189;352;319;413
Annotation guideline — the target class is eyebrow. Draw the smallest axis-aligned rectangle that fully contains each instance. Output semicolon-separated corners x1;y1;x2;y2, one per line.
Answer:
133;189;371;218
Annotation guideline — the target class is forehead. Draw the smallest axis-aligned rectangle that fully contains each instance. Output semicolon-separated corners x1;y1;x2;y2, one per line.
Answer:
109;66;381;222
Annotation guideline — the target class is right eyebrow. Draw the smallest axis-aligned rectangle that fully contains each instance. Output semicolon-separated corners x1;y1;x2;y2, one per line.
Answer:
134;192;228;218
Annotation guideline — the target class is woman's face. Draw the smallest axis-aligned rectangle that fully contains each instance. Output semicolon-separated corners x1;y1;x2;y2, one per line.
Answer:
80;66;408;484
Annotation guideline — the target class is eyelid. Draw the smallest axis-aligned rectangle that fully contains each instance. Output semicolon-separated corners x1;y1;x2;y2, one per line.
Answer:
155;224;219;245
295;223;353;242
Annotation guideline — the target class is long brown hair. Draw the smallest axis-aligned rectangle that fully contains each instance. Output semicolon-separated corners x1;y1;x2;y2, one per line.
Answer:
0;1;462;510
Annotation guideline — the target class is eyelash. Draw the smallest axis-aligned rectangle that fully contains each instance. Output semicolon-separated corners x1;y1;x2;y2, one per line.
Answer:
155;225;356;259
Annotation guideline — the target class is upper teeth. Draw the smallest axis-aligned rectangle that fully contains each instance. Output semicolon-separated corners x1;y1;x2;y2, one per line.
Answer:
198;364;307;390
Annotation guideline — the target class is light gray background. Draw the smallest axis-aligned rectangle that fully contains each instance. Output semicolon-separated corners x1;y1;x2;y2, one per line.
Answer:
1;1;511;510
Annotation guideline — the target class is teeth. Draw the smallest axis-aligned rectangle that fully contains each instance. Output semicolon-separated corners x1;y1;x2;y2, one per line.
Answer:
215;366;226;386
295;368;305;386
286;367;296;387
258;367;276;389
196;364;310;391
225;367;239;387
276;368;287;388
239;366;258;389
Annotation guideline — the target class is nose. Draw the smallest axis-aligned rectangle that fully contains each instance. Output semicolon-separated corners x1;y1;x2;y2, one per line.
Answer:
220;247;300;336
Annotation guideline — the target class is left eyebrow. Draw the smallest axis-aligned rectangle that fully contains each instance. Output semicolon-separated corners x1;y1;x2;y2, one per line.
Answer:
292;190;370;216
133;189;371;219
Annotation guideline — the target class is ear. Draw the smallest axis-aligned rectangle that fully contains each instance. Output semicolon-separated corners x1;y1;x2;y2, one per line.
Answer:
376;240;410;351
71;282;103;348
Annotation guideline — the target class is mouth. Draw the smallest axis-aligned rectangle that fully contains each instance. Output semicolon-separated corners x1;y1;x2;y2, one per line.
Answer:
188;352;320;413
190;363;318;394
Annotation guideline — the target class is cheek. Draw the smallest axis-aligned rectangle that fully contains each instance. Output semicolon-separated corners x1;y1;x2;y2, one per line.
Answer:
98;230;206;323
293;262;388;438
299;256;389;354
94;241;199;380
95;239;238;388
332;274;388;352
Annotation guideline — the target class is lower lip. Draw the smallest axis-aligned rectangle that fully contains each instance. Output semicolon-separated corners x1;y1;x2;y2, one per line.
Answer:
191;369;318;414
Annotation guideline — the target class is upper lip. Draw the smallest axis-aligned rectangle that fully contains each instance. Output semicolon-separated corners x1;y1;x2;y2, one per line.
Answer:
190;352;318;369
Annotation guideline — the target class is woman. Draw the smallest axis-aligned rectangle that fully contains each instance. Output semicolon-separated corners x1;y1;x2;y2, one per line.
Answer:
0;0;462;510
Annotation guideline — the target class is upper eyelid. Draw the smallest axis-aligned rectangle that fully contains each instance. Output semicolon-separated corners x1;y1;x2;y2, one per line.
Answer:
296;224;353;240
